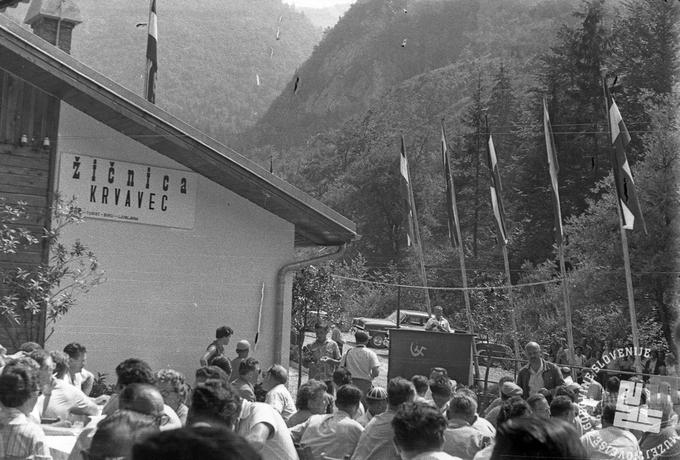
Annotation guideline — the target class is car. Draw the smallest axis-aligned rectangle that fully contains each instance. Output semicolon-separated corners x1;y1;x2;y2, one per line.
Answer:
350;309;432;348
475;340;515;369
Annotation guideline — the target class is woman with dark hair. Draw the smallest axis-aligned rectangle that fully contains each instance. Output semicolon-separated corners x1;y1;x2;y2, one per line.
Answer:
491;417;587;460
286;379;328;427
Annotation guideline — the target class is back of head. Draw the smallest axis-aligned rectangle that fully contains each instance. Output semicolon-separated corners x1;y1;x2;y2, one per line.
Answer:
119;383;164;418
392;402;447;454
606;376;621;393
387;377;415;408
133;424;260;460
267;364;288;386
550;396;574;419
238;357;259;377
195;365;230;386
491;417;586;460
332;367;352;387
0;363;39;408
189;381;241;427
497;396;532;426
63;342;86;359
411;375;429;396
335;385;362;410
355;330;369;344
554;385;577;403
208;356;232;377
116;358;155;386
50;350;70;378
447;394;476;422
90;410;159;459
19;342;42;353
296;379;327;411
216;326;233;339
429;375;452;398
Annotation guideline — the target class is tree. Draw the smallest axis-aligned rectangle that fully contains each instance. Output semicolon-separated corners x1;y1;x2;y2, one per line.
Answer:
0;198;105;349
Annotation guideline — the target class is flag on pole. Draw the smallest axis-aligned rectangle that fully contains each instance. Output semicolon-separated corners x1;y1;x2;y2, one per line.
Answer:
486;133;508;245
400;136;416;247
441;121;461;248
606;87;647;234
543;98;564;246
144;0;158;103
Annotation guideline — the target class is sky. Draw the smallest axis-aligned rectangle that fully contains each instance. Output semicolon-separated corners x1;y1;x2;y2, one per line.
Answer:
282;0;356;8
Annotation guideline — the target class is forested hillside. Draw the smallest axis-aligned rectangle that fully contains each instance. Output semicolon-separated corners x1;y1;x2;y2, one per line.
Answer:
5;0;321;139
274;0;679;354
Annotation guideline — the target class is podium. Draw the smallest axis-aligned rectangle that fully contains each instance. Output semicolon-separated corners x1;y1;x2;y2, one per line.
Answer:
388;329;473;385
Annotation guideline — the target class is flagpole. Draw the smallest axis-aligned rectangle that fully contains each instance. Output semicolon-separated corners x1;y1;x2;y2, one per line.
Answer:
406;156;432;315
501;244;521;361
543;98;575;364
601;76;642;373
441;121;480;380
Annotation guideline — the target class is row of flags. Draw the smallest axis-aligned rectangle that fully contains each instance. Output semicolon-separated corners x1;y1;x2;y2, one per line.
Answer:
400;84;647;253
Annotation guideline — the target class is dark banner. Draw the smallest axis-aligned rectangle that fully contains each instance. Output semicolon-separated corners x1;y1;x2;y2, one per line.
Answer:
388;329;473;385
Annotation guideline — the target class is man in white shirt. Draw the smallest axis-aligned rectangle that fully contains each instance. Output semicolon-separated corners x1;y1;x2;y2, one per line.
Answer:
581;403;642;459
291;384;364;459
236;393;298;460
63;342;95;395
341;331;380;399
425;306;452;333
263;364;296;422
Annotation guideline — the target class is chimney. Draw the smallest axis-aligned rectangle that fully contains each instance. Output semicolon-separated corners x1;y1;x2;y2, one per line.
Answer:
24;0;81;54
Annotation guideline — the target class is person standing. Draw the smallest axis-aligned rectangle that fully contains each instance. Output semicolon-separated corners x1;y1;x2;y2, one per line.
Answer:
425;306;452;333
331;324;345;355
200;326;233;367
340;331;380;399
517;341;565;398
230;340;251;383
302;323;341;385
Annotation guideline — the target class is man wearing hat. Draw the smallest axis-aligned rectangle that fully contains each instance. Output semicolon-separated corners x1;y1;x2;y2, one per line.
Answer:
339;331;380;399
425;306;452;333
357;386;388;427
483;381;523;429
230;340;250;383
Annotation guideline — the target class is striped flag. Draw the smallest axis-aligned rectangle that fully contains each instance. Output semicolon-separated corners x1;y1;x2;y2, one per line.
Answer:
400;136;416;247
607;87;647;233
144;0;158;103
441;121;461;248
543;98;564;246
486;133;508;245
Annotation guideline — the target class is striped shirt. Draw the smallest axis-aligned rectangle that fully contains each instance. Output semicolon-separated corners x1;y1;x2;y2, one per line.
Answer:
0;408;52;460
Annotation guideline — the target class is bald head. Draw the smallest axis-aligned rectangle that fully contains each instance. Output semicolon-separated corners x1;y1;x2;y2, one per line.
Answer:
119;383;164;418
525;342;542;366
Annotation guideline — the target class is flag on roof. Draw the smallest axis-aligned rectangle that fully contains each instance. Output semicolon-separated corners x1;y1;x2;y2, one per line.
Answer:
144;0;158;103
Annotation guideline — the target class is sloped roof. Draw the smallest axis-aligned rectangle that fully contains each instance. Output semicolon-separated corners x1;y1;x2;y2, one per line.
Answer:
0;15;357;246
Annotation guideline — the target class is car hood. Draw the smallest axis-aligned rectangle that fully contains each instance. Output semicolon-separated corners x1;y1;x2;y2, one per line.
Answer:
354;318;397;327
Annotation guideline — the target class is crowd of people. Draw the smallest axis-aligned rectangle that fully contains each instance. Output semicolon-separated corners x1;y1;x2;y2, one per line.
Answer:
1;325;680;460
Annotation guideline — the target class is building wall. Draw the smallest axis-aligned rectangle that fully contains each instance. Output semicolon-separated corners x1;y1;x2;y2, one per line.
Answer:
48;103;295;381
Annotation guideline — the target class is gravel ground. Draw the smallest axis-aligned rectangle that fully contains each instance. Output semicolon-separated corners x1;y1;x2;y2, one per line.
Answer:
287;331;513;400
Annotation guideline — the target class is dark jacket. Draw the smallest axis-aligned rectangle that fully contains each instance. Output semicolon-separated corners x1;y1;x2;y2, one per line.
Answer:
517;360;565;398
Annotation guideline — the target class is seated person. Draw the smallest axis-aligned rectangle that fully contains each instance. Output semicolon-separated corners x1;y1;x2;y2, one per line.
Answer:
262;364;296;422
156;369;189;426
286;379;328;427
208;355;232;382
392;401;458;459
442;394;489;459
430;375;454;415
231;358;260;402
494;417;586;459
188;380;241;428
290;385;364;459
84;410;158;459
63;342;95;396
31;350;98;423
357;386;388;427
132;424;260;460
0;362;52;460
195;365;230;387
101;358;181;430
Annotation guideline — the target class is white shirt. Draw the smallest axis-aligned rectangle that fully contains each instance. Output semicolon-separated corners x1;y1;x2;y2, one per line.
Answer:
265;384;296;422
581;426;642;460
528;360;545;395
237;400;297;460
352;410;400;460
291;410;364;459
341;345;380;381
425;316;451;333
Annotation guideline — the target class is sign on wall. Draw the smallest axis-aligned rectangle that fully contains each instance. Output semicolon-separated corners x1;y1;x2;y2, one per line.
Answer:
58;153;197;229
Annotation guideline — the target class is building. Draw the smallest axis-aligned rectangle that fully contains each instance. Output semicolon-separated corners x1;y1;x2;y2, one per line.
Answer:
0;2;357;379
